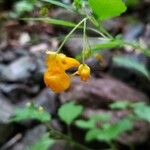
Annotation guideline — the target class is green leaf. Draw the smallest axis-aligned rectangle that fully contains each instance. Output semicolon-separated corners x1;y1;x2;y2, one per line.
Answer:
91;113;111;122
113;56;149;78
86;119;133;142
42;0;73;11
76;113;111;129
76;38;123;60
14;1;34;14
110;101;131;109
58;101;83;125
76;120;96;129
10;104;51;123
88;0;127;20
73;0;82;10
22;17;77;28
86;128;101;141
26;133;54;150
132;102;150;122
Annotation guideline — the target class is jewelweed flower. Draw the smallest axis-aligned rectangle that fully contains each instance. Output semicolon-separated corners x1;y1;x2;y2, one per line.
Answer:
44;70;70;93
44;51;80;93
76;64;90;81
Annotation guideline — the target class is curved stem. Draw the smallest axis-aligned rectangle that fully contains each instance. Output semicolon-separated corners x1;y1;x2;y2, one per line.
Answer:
88;27;107;38
87;15;113;39
57;17;87;53
98;22;113;39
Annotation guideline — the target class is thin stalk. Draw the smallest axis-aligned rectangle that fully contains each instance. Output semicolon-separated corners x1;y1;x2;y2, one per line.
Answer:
46;123;93;150
86;13;107;38
67;125;72;138
82;18;87;64
88;27;107;38
98;22;113;39
129;143;135;150
57;18;87;53
88;15;113;39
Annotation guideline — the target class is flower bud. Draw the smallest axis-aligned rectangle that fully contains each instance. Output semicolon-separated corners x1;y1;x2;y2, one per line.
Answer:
77;64;90;81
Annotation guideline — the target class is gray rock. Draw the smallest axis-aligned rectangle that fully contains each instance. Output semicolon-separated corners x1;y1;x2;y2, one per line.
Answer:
0;48;29;64
0;94;16;145
11;125;72;150
0;94;14;123
124;23;144;42
60;77;148;108
0;64;6;79
102;18;124;34
34;88;57;114
11;125;47;150
0;83;40;103
17;88;57;114
0;56;37;82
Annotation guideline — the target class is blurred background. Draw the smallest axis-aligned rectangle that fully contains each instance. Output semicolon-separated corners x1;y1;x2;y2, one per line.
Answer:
0;0;150;150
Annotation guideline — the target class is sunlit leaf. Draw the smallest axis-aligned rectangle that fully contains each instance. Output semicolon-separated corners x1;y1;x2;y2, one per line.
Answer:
15;1;34;14
132;102;150;122
110;101;131;109
58;101;83;125
86;119;133;142
88;0;127;20
73;0;82;10
76;113;111;129
10;104;51;123
91;114;111;122
76;120;95;129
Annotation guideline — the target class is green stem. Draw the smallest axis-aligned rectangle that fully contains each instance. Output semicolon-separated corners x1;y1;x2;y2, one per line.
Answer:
57;17;87;53
88;15;113;39
88;27;107;38
82;18;87;64
129;143;135;150
86;15;107;38
98;22;113;39
46;123;93;150
67;125;72;138
108;141;117;150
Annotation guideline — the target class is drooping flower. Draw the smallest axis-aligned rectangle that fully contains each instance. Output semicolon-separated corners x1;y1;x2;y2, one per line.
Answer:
76;64;90;81
44;70;70;93
44;51;80;93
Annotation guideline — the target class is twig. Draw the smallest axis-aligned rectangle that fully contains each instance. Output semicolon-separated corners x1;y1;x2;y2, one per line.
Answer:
0;133;22;150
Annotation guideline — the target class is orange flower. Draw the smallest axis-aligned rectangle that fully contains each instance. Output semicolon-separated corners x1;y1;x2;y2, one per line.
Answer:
44;51;80;93
44;71;70;93
76;64;90;81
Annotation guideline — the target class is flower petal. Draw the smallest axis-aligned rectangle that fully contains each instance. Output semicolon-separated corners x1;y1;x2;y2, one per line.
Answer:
44;71;71;93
